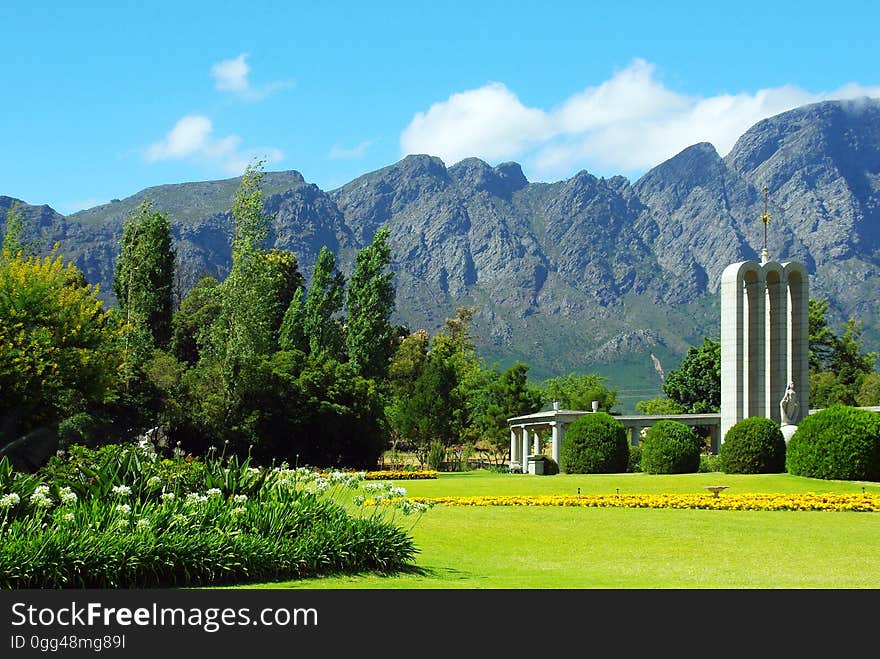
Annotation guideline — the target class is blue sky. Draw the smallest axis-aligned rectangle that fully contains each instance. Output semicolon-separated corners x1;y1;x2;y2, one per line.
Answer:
2;0;879;214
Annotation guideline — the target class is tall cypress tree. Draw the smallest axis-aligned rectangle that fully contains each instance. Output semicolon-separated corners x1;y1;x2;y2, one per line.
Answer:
215;161;274;369
303;246;346;359
345;226;395;380
113;200;176;365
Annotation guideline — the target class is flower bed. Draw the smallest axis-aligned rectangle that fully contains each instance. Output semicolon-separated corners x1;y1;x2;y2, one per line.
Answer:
364;470;438;480
0;446;424;588
410;493;880;512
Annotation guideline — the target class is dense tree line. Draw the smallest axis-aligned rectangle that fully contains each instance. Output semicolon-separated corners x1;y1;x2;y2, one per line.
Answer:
1;165;613;470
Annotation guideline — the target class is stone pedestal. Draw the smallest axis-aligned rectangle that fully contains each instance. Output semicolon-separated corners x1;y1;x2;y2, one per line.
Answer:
780;424;798;443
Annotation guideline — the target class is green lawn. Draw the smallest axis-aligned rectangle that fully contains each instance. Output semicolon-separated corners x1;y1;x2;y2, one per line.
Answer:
237;471;880;589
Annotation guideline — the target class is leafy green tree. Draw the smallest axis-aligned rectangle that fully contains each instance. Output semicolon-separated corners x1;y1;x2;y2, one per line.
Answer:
261;249;304;350
386;329;430;447
856;373;880;407
171;276;223;365
345;226;396;380
2;202;27;257
809;298;837;371
808;298;878;408
396;351;461;464
213;161;275;369
0;251;123;448
278;285;307;353
542;372;618;412
303;246;346;359
476;362;544;456
431;306;487;441
662;337;721;413
635;397;686;415
112;200;176;364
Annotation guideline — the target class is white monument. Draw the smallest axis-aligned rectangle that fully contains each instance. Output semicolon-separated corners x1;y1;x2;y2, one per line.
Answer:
720;187;809;441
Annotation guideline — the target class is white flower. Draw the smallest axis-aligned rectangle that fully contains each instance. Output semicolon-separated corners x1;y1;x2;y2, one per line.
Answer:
62;512;75;522
30;488;53;508
206;488;222;498
147;476;162;488
59;487;78;505
233;494;248;504
112;485;132;497
117;518;129;528
185;493;208;505
136;518;150;529
230;507;246;515
0;493;21;508
115;503;131;515
160;492;175;502
391;486;407;498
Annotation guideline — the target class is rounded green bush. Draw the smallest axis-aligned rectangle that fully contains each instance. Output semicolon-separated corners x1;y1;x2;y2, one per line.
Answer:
720;417;786;474
786;404;880;481
560;413;629;474
639;420;702;474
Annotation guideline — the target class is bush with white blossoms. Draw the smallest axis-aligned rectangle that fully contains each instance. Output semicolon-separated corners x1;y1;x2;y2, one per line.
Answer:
0;444;431;588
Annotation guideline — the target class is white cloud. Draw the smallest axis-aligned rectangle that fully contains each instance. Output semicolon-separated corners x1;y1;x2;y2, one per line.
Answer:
211;53;250;93
327;140;374;160
400;59;880;180
146;115;213;161
210;53;293;101
400;82;553;164
145;114;283;175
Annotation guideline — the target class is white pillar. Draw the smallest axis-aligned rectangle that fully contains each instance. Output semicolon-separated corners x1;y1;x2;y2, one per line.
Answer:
532;430;541;455
509;427;517;470
550;422;560;466
520;427;530;473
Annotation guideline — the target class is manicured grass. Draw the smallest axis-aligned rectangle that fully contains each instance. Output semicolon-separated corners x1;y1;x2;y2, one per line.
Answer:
235;471;880;589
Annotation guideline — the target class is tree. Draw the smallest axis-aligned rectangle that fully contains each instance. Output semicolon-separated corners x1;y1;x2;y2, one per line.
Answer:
2;202;27;257
261;249;304;350
171;276;223;365
431;306;486;441
112;200;176;364
542;372;618;412
0;251;123;446
396;351;461;465
856;373;880;407
476;362;544;459
345;226;396;380
635;397;686;415
386;329;431;448
303;246;346;359
662;337;721;413
278;285;307;353
809;298;837;371
216;161;275;364
808;298;878;408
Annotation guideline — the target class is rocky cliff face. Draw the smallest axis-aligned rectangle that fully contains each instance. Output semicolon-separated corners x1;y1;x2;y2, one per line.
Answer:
3;98;879;408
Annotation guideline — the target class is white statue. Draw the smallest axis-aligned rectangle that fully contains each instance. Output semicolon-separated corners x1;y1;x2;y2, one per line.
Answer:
780;381;799;426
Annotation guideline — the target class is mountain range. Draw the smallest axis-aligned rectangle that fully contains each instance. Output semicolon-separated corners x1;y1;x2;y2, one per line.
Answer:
3;98;879;411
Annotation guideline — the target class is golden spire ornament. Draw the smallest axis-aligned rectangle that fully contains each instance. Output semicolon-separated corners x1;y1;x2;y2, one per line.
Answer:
760;184;771;264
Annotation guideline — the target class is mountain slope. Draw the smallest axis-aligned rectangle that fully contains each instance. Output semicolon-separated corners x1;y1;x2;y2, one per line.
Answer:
3;98;879;409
